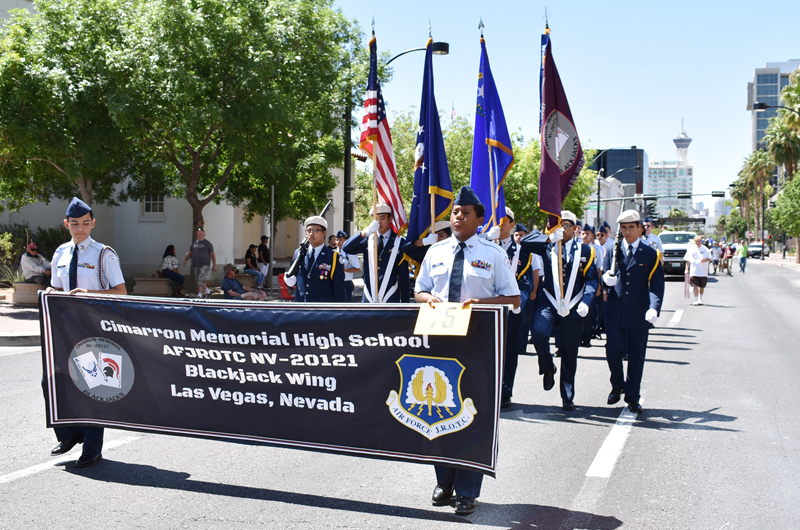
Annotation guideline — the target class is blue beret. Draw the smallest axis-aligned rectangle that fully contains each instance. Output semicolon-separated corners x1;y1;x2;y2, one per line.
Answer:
597;226;608;234
453;186;482;206
514;223;528;233
582;223;595;234
336;230;348;238
66;197;91;218
643;216;654;223
603;221;611;228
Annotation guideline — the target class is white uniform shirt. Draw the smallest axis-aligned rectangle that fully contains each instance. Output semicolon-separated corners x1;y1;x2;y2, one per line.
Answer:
338;251;360;282
415;233;520;303
642;233;664;253
683;244;712;277
51;237;124;291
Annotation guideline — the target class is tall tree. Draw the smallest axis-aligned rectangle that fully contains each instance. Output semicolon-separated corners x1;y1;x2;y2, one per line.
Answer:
773;174;800;263
107;0;365;243
764;116;800;182
0;0;138;210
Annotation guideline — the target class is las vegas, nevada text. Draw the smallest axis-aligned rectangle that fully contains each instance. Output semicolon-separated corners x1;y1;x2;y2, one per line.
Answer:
99;319;431;415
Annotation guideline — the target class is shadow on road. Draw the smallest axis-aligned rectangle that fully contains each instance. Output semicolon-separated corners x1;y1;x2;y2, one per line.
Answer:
0;305;39;321
503;404;739;432
68;460;622;529
576;354;690;366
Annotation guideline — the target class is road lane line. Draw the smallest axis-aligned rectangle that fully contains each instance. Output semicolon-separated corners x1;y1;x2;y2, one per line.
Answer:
558;400;645;529
585;401;642;478
667;309;683;327
0;436;140;484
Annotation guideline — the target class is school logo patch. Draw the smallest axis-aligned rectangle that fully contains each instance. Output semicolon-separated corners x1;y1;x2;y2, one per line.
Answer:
386;354;476;440
68;337;134;403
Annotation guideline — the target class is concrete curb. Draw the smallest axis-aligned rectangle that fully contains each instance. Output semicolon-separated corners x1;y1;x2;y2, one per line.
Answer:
0;333;41;347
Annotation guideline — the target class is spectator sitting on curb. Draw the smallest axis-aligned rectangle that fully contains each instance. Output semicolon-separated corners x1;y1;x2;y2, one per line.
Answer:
20;241;52;286
221;264;265;301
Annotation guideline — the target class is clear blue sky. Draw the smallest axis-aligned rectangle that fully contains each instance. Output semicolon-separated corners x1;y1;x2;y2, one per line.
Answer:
334;0;800;202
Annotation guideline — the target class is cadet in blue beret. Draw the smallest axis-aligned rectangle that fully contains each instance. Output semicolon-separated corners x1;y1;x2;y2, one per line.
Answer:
415;185;520;516
45;197;126;468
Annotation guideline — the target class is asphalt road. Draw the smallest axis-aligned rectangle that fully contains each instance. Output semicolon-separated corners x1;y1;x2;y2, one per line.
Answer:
2;258;799;529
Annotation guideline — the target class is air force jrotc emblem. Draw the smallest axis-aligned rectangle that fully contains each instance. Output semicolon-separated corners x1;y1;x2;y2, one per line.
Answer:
386;354;477;440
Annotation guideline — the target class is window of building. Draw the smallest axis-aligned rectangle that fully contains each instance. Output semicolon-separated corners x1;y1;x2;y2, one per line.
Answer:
757;73;778;84
757;84;778;96
140;193;166;221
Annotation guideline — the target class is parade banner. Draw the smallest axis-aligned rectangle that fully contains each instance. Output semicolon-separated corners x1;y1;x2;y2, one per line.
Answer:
40;293;507;475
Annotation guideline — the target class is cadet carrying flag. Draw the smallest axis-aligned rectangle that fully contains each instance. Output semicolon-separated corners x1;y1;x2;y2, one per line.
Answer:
406;38;453;245
538;27;585;232
359;34;407;234
469;36;514;234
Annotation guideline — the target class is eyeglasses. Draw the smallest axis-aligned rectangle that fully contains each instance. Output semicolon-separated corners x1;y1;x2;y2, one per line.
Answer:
305;228;323;234
561;223;574;229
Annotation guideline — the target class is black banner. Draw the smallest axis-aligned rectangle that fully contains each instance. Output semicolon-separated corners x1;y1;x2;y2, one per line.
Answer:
40;293;507;475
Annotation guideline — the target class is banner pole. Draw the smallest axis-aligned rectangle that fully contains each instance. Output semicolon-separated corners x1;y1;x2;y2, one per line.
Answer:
372;152;380;302
558;238;565;301
488;143;496;239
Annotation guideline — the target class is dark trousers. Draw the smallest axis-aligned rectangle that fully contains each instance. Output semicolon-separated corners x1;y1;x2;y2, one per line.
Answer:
41;377;104;457
161;269;185;284
502;310;522;399
434;466;483;499
344;280;354;302
531;304;586;402
25;275;50;286
605;324;649;403
519;297;538;352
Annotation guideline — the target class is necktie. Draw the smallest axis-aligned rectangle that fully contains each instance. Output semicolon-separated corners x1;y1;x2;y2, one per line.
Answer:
378;234;385;254
69;245;79;291
305;249;314;273
626;245;634;266
448;242;466;302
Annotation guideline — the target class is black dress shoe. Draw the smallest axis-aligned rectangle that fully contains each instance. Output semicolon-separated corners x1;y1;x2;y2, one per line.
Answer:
562;399;575;411
607;388;623;405
628;401;643;414
75;454;102;468
431;484;454;506
51;436;82;456
454;496;478;515
543;365;557;391
500;396;512;408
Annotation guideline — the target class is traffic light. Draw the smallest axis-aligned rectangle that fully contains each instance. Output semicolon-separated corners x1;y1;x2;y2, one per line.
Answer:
677;193;692;199
711;191;725;198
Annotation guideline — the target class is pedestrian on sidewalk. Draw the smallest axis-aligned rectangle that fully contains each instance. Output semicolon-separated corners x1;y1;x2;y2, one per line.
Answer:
45;197;126;469
684;236;712;305
737;240;749;273
20;241;51;286
160;245;185;297
183;227;216;297
711;242;722;275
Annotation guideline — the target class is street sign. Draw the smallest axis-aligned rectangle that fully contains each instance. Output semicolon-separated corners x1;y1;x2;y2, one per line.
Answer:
746;230;754;238
586;204;605;210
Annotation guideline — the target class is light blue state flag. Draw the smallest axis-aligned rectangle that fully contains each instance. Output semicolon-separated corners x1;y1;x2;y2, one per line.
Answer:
470;37;514;233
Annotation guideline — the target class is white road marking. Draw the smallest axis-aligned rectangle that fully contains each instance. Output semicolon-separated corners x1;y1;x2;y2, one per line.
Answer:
0;436;140;484
559;400;644;529
667;309;683;327
585;401;643;478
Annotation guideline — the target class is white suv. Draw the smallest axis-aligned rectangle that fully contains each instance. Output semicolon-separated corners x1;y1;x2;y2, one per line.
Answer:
659;231;696;275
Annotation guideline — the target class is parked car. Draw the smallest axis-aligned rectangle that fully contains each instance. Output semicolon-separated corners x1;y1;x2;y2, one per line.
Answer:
748;242;769;258
659;231;696;275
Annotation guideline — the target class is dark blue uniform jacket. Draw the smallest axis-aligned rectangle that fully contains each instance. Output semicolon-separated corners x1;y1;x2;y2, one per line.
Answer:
605;242;664;329
343;231;410;303
292;245;347;303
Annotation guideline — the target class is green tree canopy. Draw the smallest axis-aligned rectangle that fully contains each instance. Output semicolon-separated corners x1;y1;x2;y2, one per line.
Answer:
773;175;800;262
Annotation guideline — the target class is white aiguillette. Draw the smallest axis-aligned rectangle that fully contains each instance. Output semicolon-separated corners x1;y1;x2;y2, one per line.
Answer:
414;302;472;336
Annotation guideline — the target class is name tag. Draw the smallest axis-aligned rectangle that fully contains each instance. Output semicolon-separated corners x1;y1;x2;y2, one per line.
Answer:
414;302;472;336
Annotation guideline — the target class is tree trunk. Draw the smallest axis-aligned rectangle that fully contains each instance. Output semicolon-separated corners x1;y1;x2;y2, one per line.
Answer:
75;175;93;206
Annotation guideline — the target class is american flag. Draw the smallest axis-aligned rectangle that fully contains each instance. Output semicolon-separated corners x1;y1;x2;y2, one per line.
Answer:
359;36;407;234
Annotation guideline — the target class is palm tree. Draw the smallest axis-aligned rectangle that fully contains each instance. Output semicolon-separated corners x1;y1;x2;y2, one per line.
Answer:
733;167;754;235
744;150;775;239
780;77;800;132
764;117;800;182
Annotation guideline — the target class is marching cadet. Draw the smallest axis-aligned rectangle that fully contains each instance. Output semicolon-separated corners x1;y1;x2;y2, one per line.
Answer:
579;224;604;348
415;186;519;516
602;210;664;414
284;216;347;303
401;220;451;269
520;211;598;411
343;203;409;303
496;211;534;408
641;216;664;263
334;230;361;303
516;224;544;354
46;197;127;468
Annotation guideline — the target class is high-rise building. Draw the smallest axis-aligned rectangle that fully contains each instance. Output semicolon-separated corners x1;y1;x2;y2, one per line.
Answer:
589;147;648;195
747;61;800;183
713;198;732;218
648;128;694;216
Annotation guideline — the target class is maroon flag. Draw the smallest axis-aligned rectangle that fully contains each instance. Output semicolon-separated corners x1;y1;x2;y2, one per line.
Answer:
538;29;585;233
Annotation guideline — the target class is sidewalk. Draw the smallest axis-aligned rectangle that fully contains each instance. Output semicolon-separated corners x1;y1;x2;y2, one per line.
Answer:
762;253;800;271
0;278;367;346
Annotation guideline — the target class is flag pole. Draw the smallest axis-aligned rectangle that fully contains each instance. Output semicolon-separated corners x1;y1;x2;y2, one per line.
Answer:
488;143;496;233
370;20;380;303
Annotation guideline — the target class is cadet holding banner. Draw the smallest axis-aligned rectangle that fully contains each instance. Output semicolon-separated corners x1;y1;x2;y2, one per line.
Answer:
415;186;519;516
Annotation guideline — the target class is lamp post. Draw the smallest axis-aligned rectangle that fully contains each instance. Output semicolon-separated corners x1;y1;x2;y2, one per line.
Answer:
386;42;449;65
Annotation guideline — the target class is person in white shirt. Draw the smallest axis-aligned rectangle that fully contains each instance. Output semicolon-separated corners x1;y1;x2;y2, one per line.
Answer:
683;235;713;305
710;242;722;275
20;241;52;286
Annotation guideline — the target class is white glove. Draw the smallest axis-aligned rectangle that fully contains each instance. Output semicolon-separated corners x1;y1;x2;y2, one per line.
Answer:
603;271;618;286
645;308;658;325
422;233;439;246
362;220;380;236
577;302;589;318
548;228;564;243
484;225;501;240
283;274;297;288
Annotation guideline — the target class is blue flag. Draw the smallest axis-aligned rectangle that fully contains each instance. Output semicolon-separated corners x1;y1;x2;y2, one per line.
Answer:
406;39;453;245
470;38;514;233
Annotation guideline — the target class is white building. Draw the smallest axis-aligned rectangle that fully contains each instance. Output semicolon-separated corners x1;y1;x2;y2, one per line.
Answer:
582;176;626;232
648;128;694;216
